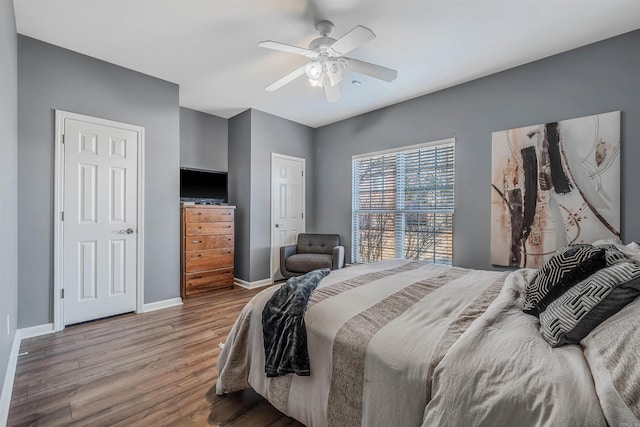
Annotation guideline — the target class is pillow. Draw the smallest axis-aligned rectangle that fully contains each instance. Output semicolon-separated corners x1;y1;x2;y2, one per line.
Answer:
523;244;606;316
539;260;640;347
627;242;640;261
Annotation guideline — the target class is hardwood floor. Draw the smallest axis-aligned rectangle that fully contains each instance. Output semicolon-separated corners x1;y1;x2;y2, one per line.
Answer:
8;286;304;426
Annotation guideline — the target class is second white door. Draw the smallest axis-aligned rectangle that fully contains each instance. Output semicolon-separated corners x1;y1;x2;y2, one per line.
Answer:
271;154;305;279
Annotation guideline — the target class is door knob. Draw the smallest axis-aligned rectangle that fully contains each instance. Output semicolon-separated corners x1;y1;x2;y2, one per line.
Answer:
275;224;283;228
119;228;135;234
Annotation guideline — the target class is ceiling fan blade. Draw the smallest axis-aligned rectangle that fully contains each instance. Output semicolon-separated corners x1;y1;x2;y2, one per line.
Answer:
330;25;375;56
324;81;340;103
265;65;308;91
258;41;314;57
345;58;397;82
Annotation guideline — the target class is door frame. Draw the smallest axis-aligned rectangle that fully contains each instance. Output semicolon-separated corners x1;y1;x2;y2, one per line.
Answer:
270;153;306;279
53;110;145;331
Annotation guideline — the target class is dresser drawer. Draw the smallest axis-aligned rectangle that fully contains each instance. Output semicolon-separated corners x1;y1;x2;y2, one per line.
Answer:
184;268;234;294
184;234;233;251
185;207;234;223
184;222;234;237
184;248;234;272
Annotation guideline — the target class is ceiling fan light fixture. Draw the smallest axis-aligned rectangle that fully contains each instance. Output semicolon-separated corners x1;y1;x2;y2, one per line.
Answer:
305;61;323;81
326;60;344;87
309;78;324;88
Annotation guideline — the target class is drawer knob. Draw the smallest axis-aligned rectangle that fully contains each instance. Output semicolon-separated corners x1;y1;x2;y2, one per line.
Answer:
194;213;202;215
191;254;202;258
193;275;202;280
192;240;202;244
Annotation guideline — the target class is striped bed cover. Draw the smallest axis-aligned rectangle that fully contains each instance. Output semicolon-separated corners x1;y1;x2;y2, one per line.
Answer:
216;260;507;426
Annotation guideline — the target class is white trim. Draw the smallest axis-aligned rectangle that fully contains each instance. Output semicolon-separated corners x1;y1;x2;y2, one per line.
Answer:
234;277;273;289
351;137;455;160
351;138;456;264
270;152;306;162
18;323;55;339
270;153;306;280
53;110;146;331
0;332;20;427
54;112;64;331
136;126;146;315
142;298;183;313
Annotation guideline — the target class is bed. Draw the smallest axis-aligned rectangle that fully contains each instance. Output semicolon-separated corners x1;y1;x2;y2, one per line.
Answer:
216;251;640;426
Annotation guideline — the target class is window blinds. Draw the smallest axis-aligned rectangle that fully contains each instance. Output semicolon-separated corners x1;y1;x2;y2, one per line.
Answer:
352;141;454;264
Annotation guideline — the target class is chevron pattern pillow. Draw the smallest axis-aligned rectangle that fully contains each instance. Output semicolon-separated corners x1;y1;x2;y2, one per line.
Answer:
523;244;606;316
540;261;640;347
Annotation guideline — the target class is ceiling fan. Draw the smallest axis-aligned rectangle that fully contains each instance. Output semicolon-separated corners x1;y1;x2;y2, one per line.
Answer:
258;21;397;103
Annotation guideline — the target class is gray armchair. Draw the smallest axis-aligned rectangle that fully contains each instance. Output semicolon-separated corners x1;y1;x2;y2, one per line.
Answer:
280;233;345;278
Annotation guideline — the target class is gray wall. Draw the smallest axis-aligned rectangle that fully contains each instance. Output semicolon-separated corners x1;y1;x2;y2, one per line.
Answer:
314;30;640;270
0;0;19;398
18;36;181;328
228;110;252;282
228;109;314;282
180;107;228;172
12;27;639;334
250;109;315;282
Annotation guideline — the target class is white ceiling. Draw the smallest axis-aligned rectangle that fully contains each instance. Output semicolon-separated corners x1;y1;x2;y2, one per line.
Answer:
13;0;640;128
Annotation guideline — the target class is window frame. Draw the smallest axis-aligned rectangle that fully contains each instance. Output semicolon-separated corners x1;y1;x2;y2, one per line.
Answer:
351;138;455;264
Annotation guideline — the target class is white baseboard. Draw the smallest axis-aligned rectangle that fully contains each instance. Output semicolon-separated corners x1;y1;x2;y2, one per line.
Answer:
19;323;55;340
0;331;21;426
234;277;273;289
0;321;57;423
142;297;183;313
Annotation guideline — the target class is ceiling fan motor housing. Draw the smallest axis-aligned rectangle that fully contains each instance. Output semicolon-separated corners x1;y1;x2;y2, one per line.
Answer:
315;20;335;37
309;36;337;53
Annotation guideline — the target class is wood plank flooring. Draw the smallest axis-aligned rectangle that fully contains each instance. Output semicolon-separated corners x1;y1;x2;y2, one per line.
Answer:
8;286;304;427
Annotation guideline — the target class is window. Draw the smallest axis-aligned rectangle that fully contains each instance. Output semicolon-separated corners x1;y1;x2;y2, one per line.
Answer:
352;139;454;264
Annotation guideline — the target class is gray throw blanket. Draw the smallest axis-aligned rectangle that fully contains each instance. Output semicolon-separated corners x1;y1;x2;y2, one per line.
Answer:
262;268;330;377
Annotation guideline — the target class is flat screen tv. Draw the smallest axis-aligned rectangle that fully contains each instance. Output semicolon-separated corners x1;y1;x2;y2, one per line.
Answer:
180;168;228;204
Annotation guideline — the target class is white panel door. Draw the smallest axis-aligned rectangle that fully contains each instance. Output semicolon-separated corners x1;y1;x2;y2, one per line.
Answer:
63;118;138;325
271;154;305;279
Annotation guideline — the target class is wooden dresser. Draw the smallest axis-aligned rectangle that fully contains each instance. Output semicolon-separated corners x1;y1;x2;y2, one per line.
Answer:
181;205;235;298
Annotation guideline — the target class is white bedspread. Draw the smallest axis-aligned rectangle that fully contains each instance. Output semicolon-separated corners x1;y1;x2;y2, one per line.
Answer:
217;260;509;427
423;268;606;426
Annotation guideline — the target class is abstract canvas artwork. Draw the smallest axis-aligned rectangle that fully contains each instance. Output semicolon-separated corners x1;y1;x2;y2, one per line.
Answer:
490;111;620;268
